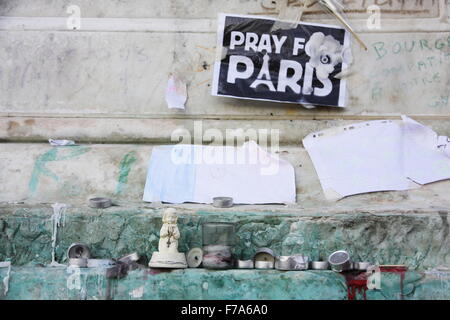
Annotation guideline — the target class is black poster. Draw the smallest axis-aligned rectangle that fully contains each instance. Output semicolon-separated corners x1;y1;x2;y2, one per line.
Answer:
212;14;350;108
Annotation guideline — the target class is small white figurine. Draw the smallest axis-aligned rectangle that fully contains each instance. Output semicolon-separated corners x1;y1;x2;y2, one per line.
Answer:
148;208;187;268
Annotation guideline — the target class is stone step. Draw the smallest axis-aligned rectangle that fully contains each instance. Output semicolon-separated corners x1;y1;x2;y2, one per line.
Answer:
0;267;448;300
0;204;448;269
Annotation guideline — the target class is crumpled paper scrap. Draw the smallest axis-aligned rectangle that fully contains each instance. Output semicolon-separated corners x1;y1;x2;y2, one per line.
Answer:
49;139;77;146
165;75;187;110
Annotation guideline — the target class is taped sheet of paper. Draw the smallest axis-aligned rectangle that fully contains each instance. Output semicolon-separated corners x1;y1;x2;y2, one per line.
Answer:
402;116;450;185
303;120;413;200
303;116;450;200
165;75;187;110
143;141;296;204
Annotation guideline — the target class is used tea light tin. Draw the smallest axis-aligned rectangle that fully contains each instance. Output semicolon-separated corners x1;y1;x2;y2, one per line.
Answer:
274;256;291;270
254;248;275;269
187;248;203;268
236;259;254;269
309;261;330;270
67;243;91;259
254;261;274;269
328;250;352;272
275;255;309;270
68;258;88;268
88;197;112;209
212;197;233;208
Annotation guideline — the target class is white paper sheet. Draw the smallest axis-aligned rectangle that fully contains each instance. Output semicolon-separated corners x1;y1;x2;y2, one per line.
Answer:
303;116;450;200
402;116;450;185
303;120;413;200
143;141;296;204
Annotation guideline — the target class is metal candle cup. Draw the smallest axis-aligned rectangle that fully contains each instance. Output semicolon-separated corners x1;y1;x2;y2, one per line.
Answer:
236;259;254;269
309;261;330;270
274;256;292;270
68;258;88;267
67;243;91;259
254;260;274;269
328;250;352;272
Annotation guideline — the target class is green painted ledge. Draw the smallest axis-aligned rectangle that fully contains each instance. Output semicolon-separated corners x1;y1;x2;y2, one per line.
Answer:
0;267;448;300
0;204;448;269
0;203;448;300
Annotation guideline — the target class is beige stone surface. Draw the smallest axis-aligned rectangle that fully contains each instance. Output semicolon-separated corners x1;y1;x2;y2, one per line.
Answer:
0;0;443;19
1;143;449;209
0;0;449;207
0;31;449;117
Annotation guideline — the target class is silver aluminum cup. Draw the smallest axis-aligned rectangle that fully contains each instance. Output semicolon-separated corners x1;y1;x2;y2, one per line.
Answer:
68;258;88;268
253;248;275;264
236;260;254;269
254;260;274;269
187;248;203;268
328;250;352;272
67;243;91;259
290;255;309;270
89;197;112;209
309;261;330;270
212;197;233;208
275;256;292;270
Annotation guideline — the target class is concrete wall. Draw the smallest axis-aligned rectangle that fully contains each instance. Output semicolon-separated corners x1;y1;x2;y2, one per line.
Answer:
0;0;449;205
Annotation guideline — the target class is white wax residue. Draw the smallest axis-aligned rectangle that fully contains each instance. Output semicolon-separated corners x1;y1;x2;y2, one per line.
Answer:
129;286;144;299
49;203;69;267
0;261;11;296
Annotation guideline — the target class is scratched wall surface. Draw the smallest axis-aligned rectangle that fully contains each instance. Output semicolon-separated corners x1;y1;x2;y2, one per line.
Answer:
0;31;448;116
1;0;449;205
0;0;442;18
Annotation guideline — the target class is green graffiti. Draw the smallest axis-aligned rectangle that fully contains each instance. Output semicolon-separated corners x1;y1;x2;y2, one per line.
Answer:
115;151;137;195
28;146;91;195
371;36;450;61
